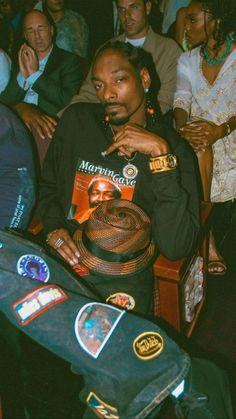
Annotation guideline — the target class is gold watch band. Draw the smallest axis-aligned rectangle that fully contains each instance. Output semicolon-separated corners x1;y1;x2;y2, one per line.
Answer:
149;154;178;173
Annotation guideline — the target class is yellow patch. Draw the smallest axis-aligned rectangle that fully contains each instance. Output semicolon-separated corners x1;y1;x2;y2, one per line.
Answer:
86;392;119;418
133;331;164;360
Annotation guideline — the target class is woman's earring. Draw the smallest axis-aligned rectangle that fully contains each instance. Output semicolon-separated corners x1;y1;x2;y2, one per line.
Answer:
144;87;149;93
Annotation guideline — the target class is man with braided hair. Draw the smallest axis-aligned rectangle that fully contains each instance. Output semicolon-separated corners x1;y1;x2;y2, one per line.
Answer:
38;41;200;267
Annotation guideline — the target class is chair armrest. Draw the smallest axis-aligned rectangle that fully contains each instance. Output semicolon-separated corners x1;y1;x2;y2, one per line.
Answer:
153;202;214;334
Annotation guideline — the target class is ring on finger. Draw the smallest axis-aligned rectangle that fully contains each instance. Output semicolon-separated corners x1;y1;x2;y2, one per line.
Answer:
55;238;64;248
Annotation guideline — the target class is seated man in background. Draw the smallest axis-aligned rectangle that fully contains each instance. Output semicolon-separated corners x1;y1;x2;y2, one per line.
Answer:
0;103;36;229
0;9;83;142
63;0;182;117
39;41;200;269
42;0;89;59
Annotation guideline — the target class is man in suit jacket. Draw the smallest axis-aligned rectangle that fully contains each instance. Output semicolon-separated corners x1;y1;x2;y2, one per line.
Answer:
0;9;83;141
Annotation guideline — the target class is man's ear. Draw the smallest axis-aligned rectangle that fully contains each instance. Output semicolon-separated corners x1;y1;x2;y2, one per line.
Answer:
146;0;152;17
50;25;54;38
140;67;151;91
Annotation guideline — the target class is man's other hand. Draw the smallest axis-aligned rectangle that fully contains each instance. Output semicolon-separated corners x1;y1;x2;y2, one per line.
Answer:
14;103;57;139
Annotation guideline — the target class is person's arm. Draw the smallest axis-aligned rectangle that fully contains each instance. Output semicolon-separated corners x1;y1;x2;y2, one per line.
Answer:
32;53;83;110
179;117;236;152
0;52;11;94
13;102;57;140
38;108;80;265
173;52;192;129
103;123;200;260
0;69;26;105
151;127;200;260
174;107;188;132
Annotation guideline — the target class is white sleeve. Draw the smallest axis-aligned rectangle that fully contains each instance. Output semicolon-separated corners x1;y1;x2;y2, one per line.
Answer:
173;52;192;115
0;52;11;94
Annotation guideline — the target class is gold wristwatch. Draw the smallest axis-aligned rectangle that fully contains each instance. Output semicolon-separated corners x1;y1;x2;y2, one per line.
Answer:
149;154;178;173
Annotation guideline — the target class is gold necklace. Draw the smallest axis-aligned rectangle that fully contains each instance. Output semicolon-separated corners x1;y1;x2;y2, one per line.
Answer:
109;125;138;180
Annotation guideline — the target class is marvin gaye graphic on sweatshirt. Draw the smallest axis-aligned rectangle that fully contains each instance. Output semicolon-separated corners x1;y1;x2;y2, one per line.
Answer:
68;158;136;224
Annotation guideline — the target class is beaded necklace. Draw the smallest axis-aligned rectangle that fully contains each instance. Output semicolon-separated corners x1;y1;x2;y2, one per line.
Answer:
201;36;233;66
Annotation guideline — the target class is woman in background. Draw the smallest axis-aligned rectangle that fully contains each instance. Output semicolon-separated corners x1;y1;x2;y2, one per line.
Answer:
174;0;236;275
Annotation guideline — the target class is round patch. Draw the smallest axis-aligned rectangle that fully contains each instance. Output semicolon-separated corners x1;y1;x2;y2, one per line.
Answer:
17;254;50;283
106;292;135;310
133;331;164;360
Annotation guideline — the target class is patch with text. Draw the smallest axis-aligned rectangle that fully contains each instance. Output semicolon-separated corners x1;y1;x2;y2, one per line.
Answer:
133;331;164;360
12;285;68;325
17;254;50;283
87;392;119;418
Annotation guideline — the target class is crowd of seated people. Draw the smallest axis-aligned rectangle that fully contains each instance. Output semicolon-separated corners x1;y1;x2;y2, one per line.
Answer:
0;0;235;418
0;0;235;264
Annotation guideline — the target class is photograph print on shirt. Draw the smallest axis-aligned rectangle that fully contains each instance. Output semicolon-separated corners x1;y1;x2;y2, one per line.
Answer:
68;158;136;224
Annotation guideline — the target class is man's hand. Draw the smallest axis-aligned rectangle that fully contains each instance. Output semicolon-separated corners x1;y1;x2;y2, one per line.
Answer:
179;120;222;152
19;43;39;78
46;228;80;266
14;103;57;139
102;123;169;158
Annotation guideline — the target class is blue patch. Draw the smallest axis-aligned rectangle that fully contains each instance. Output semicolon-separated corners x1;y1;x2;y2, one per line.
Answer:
87;392;119;418
17;254;50;283
12;285;68;325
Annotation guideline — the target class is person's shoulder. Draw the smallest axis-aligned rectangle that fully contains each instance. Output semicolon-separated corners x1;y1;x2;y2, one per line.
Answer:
64;9;87;24
0;104;31;149
179;47;201;65
52;45;82;62
146;28;182;57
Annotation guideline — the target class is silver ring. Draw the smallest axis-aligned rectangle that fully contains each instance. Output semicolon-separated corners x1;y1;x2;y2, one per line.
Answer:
55;238;64;248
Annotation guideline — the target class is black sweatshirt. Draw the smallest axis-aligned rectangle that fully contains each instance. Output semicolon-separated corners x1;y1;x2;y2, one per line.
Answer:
38;103;200;260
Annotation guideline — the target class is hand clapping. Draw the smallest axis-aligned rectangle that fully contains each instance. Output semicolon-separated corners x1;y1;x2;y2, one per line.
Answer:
19;42;39;78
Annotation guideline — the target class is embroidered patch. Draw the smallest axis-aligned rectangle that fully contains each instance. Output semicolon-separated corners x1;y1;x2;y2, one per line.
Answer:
75;302;124;358
86;392;119;419
106;292;135;310
12;285;68;325
17;254;50;283
133;331;164;360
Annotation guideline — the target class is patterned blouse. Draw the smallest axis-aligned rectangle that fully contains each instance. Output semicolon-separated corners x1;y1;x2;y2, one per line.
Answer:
174;47;236;203
56;10;89;58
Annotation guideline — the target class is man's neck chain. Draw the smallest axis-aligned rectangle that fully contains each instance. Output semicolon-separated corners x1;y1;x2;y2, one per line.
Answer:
109;125;138;180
